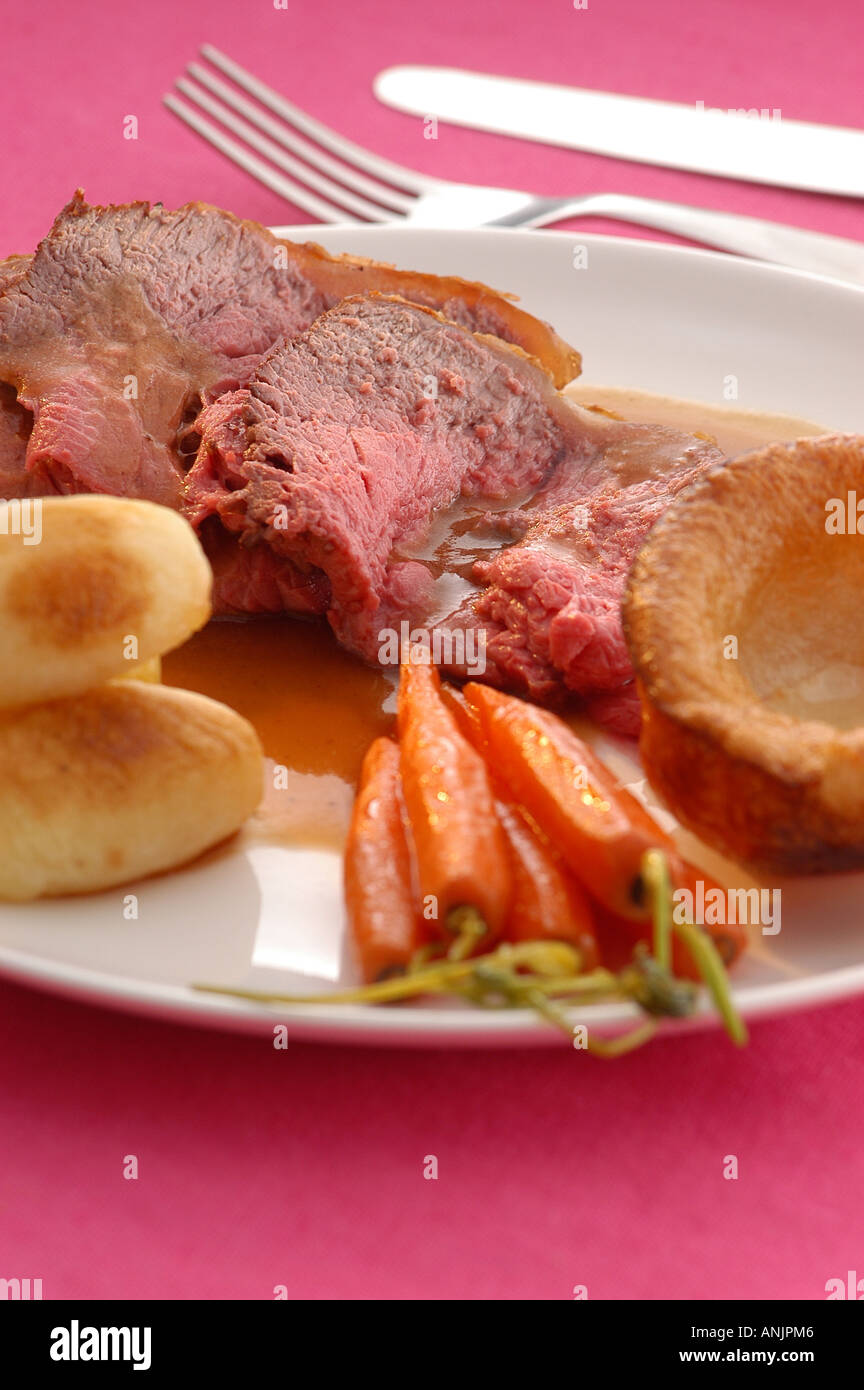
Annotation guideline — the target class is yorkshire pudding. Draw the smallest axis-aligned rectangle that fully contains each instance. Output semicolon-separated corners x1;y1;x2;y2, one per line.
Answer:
623;434;864;873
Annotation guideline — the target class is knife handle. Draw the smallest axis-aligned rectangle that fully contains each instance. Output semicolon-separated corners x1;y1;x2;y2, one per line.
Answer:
496;193;864;285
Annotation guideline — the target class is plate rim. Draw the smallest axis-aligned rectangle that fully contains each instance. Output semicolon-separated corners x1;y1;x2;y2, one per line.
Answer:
272;220;864;299
2;933;864;1044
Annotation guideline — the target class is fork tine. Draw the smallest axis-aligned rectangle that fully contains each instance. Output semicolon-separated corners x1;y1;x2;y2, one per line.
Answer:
163;94;361;224
187;62;414;215
175;78;395;222
201;44;439;197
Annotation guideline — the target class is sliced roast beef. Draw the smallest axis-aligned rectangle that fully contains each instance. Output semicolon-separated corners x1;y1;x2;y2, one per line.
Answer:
0;256;28;297
0;257;33;494
0;193;580;505
468;438;715;734
187;294;722;730
186;292;579;611
0;383;37;497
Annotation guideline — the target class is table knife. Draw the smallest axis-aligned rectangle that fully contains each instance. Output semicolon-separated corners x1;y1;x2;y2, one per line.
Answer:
374;66;864;199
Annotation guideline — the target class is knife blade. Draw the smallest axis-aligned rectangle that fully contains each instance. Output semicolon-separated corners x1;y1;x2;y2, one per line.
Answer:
374;66;864;199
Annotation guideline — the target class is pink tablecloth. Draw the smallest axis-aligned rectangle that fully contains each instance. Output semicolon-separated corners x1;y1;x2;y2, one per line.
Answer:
1;0;862;1301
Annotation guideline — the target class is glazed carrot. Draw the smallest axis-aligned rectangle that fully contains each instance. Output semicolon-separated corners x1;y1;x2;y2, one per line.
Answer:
440;682;487;752
344;737;421;983
668;856;748;973
591;861;746;981
398;657;511;944
463;682;674;920
497;800;599;970
590;903;641;974
444;682;598;962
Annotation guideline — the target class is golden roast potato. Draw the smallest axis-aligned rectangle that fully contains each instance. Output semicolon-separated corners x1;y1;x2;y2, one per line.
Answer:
0;496;210;708
0;682;262;900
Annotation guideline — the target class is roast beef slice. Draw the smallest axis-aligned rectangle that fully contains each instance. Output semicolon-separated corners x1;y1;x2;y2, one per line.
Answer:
187;294;721;731
0;194;580;506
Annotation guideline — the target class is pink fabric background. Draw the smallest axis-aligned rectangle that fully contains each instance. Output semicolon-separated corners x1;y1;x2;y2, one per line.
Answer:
1;0;863;1300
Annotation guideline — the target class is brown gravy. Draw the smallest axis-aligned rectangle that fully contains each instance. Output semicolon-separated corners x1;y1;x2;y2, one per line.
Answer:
162;616;396;849
163;389;829;848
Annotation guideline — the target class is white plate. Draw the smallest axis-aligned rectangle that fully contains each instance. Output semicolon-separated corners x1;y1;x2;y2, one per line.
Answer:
2;226;863;1046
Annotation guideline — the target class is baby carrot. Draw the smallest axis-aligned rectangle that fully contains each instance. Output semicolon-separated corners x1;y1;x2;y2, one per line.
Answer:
445;682;597;963
439;682;487;752
398;657;512;947
667;855;748;973
497;799;599;970
587;861;747;980
463;682;674;921
344;737;421;983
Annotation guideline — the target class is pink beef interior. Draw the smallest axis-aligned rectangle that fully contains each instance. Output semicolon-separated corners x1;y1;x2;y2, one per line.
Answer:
187;294;722;735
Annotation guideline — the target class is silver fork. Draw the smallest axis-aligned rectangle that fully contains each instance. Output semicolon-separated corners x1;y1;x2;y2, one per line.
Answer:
164;46;864;285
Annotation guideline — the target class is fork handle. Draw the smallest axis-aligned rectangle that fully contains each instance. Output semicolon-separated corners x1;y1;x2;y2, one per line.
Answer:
509;193;864;285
